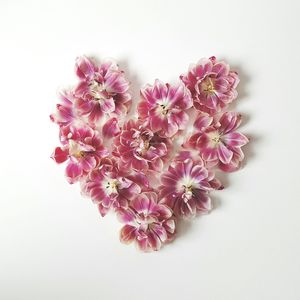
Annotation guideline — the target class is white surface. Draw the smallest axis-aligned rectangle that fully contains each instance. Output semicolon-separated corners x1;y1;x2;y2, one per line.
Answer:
0;0;299;299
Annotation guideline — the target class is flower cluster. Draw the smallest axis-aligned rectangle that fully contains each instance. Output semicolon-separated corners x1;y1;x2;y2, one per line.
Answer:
51;55;248;252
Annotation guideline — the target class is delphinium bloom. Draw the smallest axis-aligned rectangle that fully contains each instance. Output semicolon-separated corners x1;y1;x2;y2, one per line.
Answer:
159;158;222;218
113;119;172;172
180;56;239;114
74;56;131;124
188;112;249;171
117;192;176;251
51;125;108;183
138;79;193;137
83;158;142;216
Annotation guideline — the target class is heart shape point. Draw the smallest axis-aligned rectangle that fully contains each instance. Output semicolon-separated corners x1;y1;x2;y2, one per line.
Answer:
51;55;248;252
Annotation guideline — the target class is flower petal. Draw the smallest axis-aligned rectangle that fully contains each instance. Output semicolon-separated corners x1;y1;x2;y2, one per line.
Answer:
102;117;120;138
75;56;95;81
217;143;233;164
193;191;212;213
104;71;129;94
98;203;110;217
194;114;213;131
51;147;68;164
150;157;163;172
131;194;151;214
81;156;97;172
223;132;249;147
120;225;136;244
100;97;115;114
201;147;218;161
165;120;178;137
151;224;168;243
219;112;242;134
65;162;82;184
117;208;136;224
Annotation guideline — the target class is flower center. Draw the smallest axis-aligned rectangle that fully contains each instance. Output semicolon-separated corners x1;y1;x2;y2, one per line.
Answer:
157;100;170;116
139;138;150;152
104;179;119;195
160;104;169;115
178;176;199;202
89;80;106;101
207;131;221;147
134;132;152;156
201;77;215;94
136;214;156;229
68;140;86;158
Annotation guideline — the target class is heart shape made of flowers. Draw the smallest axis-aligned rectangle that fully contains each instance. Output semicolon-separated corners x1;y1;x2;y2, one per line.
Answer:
51;55;249;252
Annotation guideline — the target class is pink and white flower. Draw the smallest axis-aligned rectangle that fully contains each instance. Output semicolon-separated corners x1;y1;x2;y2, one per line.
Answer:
51;125;108;183
113;120;171;172
160;158;222;218
180;56;239;113
138;80;193;137
74;56;131;124
188;112;249;171
83;158;142;216
117;192;176;251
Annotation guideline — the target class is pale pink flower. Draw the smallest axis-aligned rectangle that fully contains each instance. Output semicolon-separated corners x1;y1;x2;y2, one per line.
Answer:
51;125;108;183
189;112;249;171
117;192;176;252
113;120;171;172
138;80;193;137
160;158;222;218
83;158;141;216
180;56;239;113
74;56;131;124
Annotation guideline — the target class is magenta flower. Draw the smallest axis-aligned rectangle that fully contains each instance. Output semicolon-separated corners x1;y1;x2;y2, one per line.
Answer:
113;120;171;172
189;112;249;171
83;158;142;217
138;80;193;137
51;125;108;183
74;56;131;124
180;56;239;113
160;158;222;218
117;192;176;251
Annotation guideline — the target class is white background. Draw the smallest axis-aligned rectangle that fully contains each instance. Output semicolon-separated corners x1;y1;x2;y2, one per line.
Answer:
0;0;299;299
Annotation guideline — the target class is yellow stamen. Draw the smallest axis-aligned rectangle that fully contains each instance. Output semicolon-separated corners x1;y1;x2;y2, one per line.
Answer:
202;78;215;94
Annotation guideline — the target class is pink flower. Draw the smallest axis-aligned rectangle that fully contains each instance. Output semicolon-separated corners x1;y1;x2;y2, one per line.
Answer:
83;158;142;217
180;56;239;113
189;112;249;171
51;125;108;183
74;56;131;124
138;80;193;137
113;120;171;172
160;158;222;218
117;192;176;251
